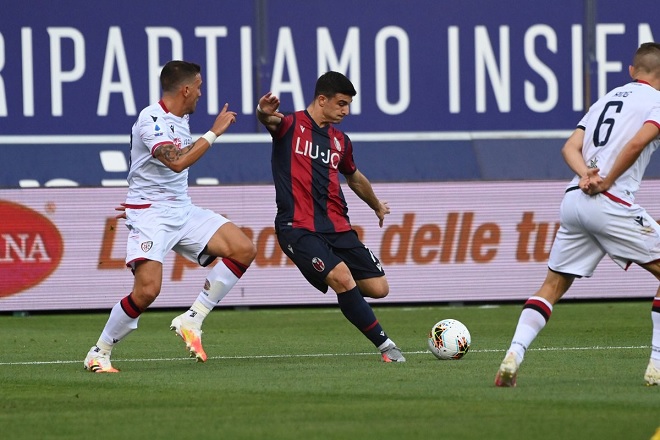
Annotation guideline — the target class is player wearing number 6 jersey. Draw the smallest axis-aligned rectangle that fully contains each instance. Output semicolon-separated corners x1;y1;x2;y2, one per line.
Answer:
495;42;660;387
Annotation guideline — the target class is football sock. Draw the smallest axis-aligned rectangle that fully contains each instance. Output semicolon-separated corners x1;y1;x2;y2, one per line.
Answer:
651;297;660;362
184;258;248;327
508;296;553;364
336;286;389;348
98;293;143;351
377;339;395;352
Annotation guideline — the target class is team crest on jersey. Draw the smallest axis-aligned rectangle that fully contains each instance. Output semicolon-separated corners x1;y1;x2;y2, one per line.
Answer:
312;257;325;272
334;137;342;151
141;241;153;252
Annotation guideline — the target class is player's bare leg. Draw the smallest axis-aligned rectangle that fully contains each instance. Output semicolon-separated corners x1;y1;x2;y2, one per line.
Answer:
356;277;389;299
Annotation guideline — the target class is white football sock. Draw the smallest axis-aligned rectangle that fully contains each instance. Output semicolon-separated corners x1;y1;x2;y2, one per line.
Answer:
98;301;140;351
184;259;241;326
508;296;553;364
378;338;395;352
651;304;660;362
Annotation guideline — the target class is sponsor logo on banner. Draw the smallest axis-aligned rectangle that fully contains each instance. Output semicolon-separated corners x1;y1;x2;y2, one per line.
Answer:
0;200;64;297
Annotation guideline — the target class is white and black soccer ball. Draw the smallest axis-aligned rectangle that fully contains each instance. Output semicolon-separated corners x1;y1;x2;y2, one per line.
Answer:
428;319;471;360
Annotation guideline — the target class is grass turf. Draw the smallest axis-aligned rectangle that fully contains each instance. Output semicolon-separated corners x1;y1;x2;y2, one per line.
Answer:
0;301;658;440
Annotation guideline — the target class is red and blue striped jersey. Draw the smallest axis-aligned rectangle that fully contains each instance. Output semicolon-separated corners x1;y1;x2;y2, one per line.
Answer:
271;110;357;233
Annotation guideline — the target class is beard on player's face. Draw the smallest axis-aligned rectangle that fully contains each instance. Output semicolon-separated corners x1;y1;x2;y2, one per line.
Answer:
186;97;199;115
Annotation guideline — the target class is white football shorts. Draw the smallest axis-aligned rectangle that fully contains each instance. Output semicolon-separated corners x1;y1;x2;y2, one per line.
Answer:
549;188;660;277
125;203;230;268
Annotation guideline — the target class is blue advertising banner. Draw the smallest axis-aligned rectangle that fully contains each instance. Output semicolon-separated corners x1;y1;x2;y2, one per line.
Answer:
0;0;658;187
2;0;657;133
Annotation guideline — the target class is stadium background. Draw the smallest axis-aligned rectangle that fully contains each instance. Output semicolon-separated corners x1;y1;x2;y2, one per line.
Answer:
1;0;659;311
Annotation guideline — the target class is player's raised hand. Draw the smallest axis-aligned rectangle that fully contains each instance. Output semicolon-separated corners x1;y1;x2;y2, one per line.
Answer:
211;103;237;136
258;92;285;119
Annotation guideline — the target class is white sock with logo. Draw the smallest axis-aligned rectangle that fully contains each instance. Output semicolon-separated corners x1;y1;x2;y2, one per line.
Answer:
183;259;242;327
97;301;140;351
508;296;553;364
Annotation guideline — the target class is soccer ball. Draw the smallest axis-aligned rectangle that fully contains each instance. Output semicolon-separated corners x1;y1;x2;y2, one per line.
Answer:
428;319;471;360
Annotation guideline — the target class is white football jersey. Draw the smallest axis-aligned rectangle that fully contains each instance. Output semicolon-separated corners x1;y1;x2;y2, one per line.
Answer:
125;101;193;205
570;81;660;202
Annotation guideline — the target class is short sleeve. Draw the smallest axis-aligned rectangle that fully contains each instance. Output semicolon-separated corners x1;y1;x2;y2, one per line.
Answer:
138;114;173;156
338;135;357;175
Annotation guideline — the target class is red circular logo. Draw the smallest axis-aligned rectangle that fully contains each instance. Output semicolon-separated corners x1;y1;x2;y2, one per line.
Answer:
0;201;64;297
312;257;325;272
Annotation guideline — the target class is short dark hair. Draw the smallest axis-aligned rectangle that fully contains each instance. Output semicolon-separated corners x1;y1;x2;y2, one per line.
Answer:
632;42;660;75
160;61;201;93
314;71;357;99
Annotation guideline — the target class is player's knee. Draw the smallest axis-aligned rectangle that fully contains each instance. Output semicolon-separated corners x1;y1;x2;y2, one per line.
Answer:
239;239;257;265
225;236;256;267
369;288;389;299
369;285;390;299
326;266;355;292
360;278;389;299
131;286;160;308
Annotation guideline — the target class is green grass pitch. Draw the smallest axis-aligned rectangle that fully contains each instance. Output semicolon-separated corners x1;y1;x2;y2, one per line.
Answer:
0;301;658;440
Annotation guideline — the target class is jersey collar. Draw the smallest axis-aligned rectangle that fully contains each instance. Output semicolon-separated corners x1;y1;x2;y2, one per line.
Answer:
159;100;170;113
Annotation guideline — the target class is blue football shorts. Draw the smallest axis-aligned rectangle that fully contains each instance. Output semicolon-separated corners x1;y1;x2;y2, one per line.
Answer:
276;227;385;293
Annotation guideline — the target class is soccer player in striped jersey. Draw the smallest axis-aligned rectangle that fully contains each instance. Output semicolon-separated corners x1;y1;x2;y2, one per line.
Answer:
84;61;256;372
495;42;660;387
256;71;405;362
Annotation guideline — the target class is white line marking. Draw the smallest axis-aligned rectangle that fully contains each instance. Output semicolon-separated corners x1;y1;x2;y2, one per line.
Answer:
0;130;573;145
0;345;649;367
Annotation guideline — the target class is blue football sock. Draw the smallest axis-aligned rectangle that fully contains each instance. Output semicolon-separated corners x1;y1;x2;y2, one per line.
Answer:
336;286;388;348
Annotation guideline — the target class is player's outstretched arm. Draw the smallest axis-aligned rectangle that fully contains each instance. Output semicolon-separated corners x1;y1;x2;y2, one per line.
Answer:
345;170;390;228
155;103;236;173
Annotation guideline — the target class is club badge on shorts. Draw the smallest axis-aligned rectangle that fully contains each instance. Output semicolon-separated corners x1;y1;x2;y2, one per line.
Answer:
141;241;153;252
312;257;325;272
